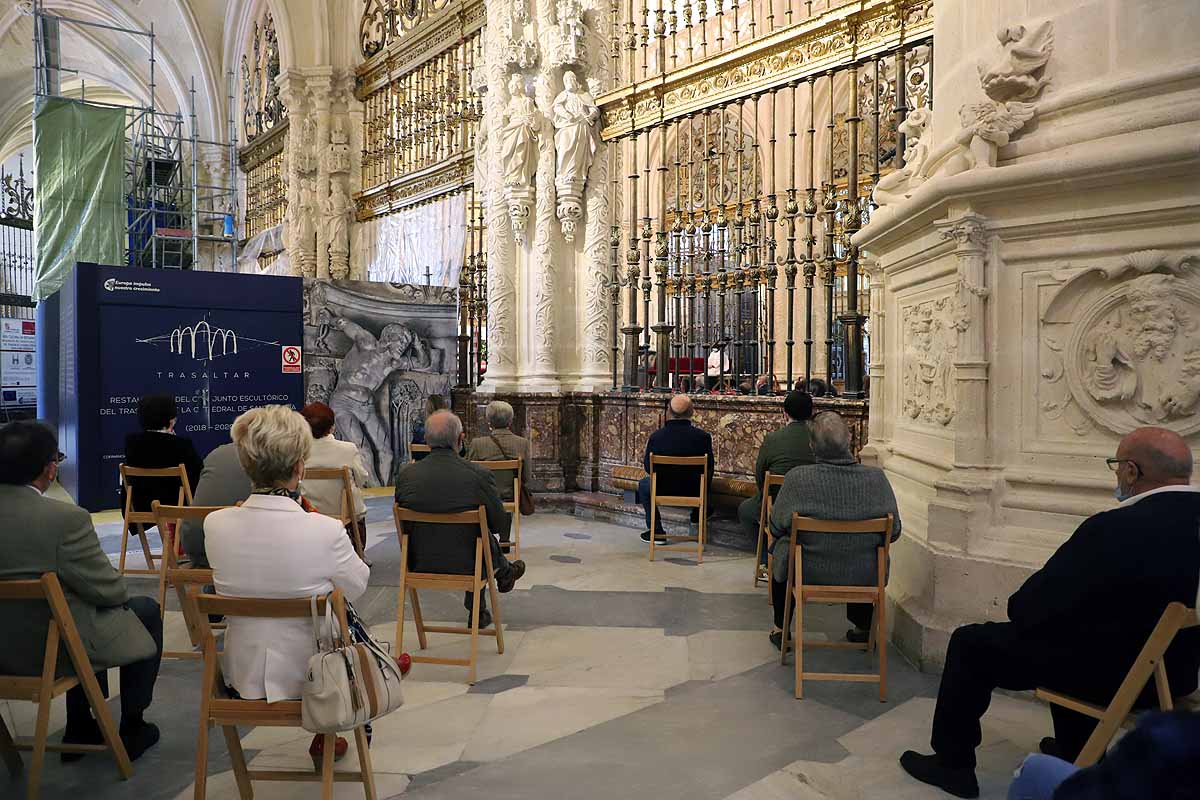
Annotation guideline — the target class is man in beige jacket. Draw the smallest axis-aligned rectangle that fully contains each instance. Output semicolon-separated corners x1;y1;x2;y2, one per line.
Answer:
466;401;532;542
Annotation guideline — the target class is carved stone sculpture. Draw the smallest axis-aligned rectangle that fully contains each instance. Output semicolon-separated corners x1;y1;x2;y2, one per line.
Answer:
295;177;318;277
500;74;544;244
552;0;588;66
328;116;351;174
324;180;353;280
296;116;318;175
901;298;957;426
499;0;539;69
551;71;600;242
871;108;930;208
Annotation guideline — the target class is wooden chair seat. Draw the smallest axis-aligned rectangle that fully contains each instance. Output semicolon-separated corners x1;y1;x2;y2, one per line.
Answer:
119;464;193;618
393;505;504;683
1035;602;1199;767
303;466;365;557
170;575;377;800
0;574;133;799
780;514;894;701
471;458;523;558
753;473;787;600
648;454;710;564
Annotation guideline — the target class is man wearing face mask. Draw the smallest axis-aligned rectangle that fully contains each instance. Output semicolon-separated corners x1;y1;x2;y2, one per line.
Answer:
901;426;1200;799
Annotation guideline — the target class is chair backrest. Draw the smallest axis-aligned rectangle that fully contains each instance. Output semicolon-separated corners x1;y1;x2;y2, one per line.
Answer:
393;504;491;574
121;463;194;519
0;573;93;683
472;458;522;501
790;513;895;586
156;505;227;644
410;443;432;462
301;466;355;520
764;471;787;503
649;454;709;499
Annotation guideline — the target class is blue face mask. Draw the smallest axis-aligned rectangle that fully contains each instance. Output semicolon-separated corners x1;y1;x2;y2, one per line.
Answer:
1114;486;1133;502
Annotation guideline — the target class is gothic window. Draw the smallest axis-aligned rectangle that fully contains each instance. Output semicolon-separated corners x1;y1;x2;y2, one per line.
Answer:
241;10;285;144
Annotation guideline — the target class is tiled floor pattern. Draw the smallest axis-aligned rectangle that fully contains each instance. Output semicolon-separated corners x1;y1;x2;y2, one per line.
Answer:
4;498;1051;799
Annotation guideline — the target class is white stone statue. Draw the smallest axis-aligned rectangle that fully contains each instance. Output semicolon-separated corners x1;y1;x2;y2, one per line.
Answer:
552;71;600;241
295;177;318;277
871;107;930;208
500;74;542;190
553;0;588;66
328;116;351;175
324;180;352;280
297;116;318;175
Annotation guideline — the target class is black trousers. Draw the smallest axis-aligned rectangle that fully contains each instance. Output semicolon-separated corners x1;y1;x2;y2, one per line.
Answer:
770;578;873;631
931;621;1156;769
66;595;163;729
463;531;513;614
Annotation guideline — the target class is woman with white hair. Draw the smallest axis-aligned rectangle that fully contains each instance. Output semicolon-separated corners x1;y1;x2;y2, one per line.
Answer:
205;405;370;764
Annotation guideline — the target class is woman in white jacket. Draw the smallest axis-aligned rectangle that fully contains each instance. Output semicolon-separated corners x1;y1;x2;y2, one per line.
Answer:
205;404;370;765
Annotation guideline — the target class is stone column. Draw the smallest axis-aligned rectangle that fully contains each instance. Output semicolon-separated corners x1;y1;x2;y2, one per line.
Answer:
308;72;334;280
276;70;308;277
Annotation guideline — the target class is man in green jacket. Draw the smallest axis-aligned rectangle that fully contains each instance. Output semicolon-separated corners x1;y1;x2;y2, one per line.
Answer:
737;390;816;536
0;421;162;761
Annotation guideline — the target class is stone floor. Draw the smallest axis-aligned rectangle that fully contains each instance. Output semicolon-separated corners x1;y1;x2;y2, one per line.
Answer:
2;495;1052;799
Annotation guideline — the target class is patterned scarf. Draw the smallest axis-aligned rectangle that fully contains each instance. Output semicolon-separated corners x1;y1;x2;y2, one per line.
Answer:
251;486;318;513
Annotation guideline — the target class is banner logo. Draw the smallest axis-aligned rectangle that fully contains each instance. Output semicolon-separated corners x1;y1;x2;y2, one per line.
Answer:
136;315;280;362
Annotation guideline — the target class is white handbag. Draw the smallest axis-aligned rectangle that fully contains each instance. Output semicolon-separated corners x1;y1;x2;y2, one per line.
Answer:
301;595;405;734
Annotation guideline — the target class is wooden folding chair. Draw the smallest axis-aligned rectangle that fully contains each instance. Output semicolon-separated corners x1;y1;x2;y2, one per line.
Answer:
152;502;228;659
780;513;894;702
118;464;194;602
303;466;365;557
0;574;133;800
647;454;709;563
392;504;505;684
753;472;788;600
409;444;432;462
176;577;377;800
1036;602;1200;767
471;458;523;559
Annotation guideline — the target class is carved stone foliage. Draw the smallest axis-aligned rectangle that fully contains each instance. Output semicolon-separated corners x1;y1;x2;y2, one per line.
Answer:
1040;251;1200;436
359;0;457;57
241;9;286;143
901;297;957;426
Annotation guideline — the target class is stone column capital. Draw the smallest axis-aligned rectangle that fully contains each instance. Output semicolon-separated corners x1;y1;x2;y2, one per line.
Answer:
937;212;990;253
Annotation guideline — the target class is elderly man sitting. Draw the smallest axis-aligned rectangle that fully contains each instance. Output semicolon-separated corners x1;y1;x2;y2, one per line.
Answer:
638;394;715;544
767;411;902;648
395;410;526;628
467;400;533;541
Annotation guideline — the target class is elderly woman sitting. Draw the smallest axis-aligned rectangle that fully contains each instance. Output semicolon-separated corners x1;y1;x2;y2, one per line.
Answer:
767;411;902;648
205;405;370;763
299;402;370;549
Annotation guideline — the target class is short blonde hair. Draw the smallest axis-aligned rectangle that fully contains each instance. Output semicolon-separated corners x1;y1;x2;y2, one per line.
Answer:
231;405;313;488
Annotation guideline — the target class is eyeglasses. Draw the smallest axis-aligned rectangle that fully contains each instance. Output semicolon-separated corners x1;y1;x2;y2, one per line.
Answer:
1105;458;1139;474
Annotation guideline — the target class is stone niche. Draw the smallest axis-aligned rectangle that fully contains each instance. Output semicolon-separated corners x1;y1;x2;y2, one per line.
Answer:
855;0;1200;669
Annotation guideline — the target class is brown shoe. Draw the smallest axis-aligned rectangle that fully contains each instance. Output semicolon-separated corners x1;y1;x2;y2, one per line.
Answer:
497;560;526;593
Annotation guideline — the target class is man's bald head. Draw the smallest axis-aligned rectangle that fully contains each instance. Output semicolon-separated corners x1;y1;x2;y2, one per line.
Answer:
668;393;693;419
1115;426;1193;494
425;410;463;450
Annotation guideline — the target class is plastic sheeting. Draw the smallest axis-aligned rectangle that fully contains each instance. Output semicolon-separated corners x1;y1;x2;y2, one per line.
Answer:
360;193;466;286
32;98;126;302
237;223;291;275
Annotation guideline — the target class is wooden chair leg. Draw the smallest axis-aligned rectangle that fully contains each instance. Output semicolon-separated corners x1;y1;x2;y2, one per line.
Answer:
28;687;52;800
395;579;408;659
780;568;794;666
877;596;888;703
320;732;336;800
157;530;171;619
487;573;505;656
409;588;428;650
467;586;482;685
221;726;253;800
0;713;22;778
118;521;131;574
137;525;156;573
766;553;775;606
354;725;377;800
648;497;657;562
794;582;804;700
753;520;765;587
1153;661;1173;710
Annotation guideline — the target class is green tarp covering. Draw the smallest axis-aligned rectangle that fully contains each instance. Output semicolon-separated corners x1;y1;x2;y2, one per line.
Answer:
33;97;125;301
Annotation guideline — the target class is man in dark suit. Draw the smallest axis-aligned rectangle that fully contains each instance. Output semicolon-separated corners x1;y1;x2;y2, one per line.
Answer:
637;394;715;544
0;421;163;761
737;390;816;537
901;426;1200;799
122;394;204;513
394;410;526;627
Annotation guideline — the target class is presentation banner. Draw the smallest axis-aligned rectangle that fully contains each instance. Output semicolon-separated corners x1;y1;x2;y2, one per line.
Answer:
52;263;303;510
1;318;37;408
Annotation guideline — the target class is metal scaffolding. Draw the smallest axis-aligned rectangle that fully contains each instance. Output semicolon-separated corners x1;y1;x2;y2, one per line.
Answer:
32;0;239;272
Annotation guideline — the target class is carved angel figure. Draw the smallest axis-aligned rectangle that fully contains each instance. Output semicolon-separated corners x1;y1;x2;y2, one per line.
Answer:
552;71;600;192
500;74;543;190
959;100;1037;147
871;107;930;207
1082;318;1137;402
978;22;1055;103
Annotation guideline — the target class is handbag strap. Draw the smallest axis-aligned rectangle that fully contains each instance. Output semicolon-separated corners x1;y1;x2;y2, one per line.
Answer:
488;433;513;461
310;595;323;651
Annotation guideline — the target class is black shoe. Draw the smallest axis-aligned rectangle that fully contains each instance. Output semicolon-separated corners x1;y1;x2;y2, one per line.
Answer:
61;718;103;763
497;560;526;593
471;609;493;629
119;721;161;762
639;530;669;545
1040;737;1063;758
899;751;979;799
769;631;783;651
846;627;870;644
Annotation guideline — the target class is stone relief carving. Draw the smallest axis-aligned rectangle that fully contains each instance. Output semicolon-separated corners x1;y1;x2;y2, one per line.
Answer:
296;116;318;175
324;180;353;280
328;117;351;175
500;74;546;244
552;70;600;242
499;0;539;69
901;297;957;426
294;177;318;277
581;120;612;376
872;107;930;208
1040;251;1200;436
552;0;588;67
532;0;558;373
